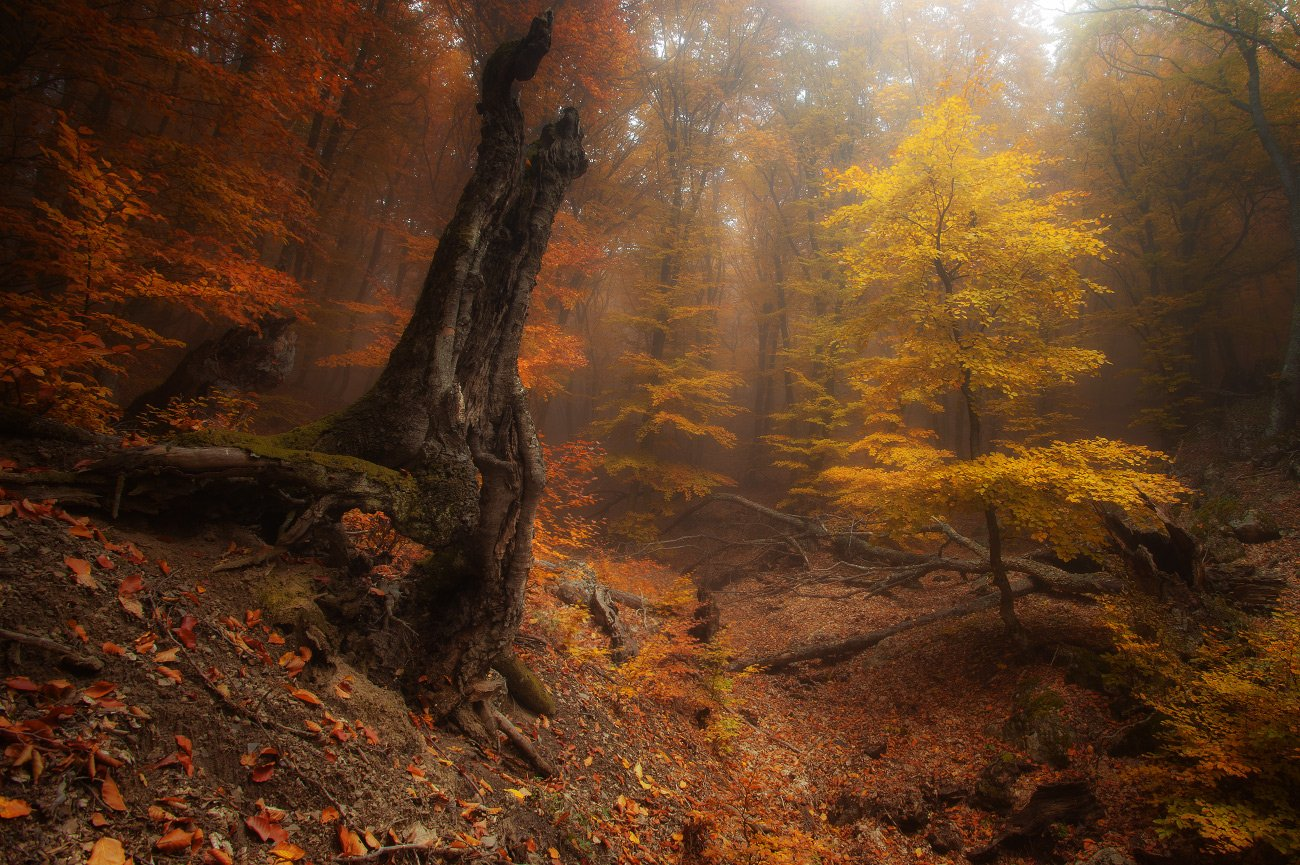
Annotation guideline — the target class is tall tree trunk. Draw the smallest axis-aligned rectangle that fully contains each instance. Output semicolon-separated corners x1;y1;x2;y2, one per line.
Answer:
1228;33;1300;436
300;11;587;713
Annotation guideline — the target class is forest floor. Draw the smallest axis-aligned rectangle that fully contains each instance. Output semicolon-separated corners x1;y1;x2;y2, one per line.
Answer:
0;431;1295;865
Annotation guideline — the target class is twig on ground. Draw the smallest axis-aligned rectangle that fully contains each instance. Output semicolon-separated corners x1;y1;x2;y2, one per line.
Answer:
336;841;469;862
0;627;104;674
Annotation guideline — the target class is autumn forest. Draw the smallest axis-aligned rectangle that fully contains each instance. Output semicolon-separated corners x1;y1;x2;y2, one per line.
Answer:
1;1;1298;864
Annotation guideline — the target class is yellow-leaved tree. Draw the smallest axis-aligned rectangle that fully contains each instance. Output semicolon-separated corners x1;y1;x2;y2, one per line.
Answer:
821;96;1186;636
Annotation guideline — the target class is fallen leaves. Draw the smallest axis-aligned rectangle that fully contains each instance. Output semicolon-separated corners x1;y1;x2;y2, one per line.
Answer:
88;837;126;865
241;746;280;783
279;646;311;677
155;826;197;852
270;841;307;862
66;555;98;589
203;848;233;865
173;614;198;649
338;825;367;857
101;774;127;812
288;687;323;706
118;574;145;618
246;808;289;844
0;795;32;818
5;676;39;692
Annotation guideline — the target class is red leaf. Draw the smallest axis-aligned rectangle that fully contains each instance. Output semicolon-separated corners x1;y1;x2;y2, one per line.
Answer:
156;665;182;683
155;827;196;852
174;615;198;649
88;838;126;865
338;825;367;856
288;687;322;706
84;681;116;699
66;556;98;588
5;676;39;692
245;812;288;844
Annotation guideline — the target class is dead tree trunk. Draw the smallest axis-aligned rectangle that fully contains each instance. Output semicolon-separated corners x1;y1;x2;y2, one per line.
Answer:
122;316;297;423
293;11;586;712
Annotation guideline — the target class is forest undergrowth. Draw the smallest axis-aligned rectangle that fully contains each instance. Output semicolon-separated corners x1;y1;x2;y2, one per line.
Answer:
0;424;1297;865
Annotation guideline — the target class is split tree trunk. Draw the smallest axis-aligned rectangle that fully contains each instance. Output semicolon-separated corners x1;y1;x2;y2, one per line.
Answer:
298;11;586;712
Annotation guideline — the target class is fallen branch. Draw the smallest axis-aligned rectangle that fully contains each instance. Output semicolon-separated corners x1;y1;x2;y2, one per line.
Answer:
930;521;1123;596
336;841;469;862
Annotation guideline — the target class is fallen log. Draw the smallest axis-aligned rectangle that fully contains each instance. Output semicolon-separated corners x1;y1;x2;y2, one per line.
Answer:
548;578;641;661
550;579;646;611
931;521;1124;596
729;579;1037;672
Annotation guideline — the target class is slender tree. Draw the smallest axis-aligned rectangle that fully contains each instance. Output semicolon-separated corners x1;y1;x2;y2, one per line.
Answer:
821;96;1183;636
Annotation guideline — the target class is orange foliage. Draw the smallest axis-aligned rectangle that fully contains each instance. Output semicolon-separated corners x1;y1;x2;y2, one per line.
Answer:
340;510;426;583
533;439;605;565
136;392;260;435
0;122;304;428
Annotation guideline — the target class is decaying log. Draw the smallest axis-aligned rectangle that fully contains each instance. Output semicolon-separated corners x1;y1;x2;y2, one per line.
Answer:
1103;502;1202;599
688;495;1122;593
931;521;1124;596
589;583;639;661
1104;498;1282;612
551;579;647;611
548;578;641;661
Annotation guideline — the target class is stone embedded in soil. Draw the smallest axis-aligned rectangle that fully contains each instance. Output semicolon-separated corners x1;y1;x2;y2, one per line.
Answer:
1229;511;1282;544
926;816;964;854
972;752;1035;814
